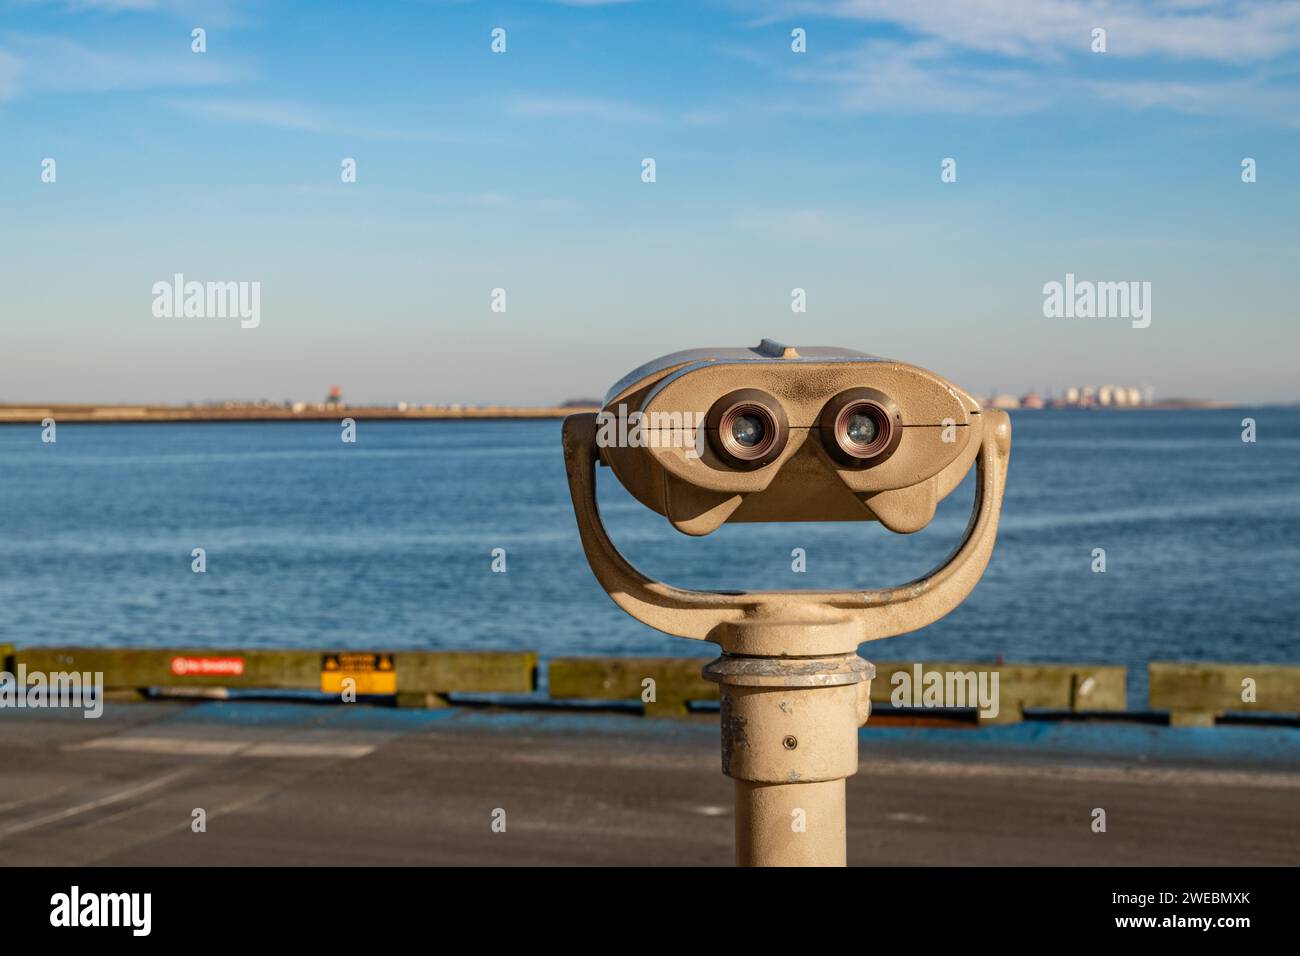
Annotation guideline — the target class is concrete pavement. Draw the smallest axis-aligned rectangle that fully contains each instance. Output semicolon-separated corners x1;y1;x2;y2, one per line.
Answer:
0;701;1296;866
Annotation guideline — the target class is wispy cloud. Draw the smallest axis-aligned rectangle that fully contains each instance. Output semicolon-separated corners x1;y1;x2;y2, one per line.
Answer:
508;95;662;124
423;191;511;207
777;0;1300;62
796;37;1050;116
0;32;245;98
46;0;251;23
168;97;335;132
63;0;161;10
751;1;1300;119
168;96;477;143
1082;76;1239;112
0;51;20;99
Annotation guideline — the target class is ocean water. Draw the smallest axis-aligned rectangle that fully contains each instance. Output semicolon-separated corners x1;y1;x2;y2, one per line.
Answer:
1;410;1297;708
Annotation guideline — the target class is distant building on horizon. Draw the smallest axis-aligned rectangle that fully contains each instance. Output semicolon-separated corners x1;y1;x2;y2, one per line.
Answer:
980;384;1150;410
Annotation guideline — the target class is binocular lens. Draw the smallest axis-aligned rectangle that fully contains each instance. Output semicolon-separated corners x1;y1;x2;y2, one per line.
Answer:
844;412;878;448
835;402;890;458
730;413;766;448
821;392;899;464
709;393;786;465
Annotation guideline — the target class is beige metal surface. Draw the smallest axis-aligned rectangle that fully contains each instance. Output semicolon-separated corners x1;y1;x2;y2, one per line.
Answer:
563;342;1011;866
735;780;847;866
561;407;1010;657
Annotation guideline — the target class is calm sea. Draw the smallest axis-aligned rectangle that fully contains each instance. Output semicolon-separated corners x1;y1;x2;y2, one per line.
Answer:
1;410;1297;708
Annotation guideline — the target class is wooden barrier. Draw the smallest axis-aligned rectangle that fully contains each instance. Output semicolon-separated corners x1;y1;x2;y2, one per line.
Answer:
549;657;714;717
10;647;537;707
394;651;539;708
18;649;1296;726
871;661;1126;724
548;656;1126;722
1149;661;1300;726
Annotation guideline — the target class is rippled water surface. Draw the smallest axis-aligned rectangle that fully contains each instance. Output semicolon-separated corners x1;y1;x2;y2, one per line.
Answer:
2;409;1297;707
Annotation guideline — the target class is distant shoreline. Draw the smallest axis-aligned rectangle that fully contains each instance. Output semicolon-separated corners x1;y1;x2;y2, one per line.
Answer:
0;404;600;424
993;400;1241;411
0;398;1279;424
0;400;1279;425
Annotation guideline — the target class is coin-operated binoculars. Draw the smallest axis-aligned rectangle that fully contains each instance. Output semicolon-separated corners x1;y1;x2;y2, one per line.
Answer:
561;340;1010;866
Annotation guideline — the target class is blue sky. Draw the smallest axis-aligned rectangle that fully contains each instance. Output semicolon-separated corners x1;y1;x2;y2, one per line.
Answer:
2;0;1298;404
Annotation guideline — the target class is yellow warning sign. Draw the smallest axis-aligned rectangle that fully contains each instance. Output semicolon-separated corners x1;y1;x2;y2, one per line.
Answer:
321;653;397;695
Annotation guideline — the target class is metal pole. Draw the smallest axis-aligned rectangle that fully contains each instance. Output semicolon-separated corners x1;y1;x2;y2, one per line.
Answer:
704;653;874;867
735;780;847;866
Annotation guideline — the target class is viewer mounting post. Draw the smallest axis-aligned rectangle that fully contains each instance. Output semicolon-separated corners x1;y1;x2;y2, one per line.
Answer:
563;341;1011;866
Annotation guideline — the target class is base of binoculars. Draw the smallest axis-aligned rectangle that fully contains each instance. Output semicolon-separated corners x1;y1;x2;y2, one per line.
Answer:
703;648;873;866
562;410;1010;866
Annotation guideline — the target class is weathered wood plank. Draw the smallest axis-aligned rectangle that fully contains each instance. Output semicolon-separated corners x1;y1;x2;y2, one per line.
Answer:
397;651;538;695
871;662;1127;723
548;657;1126;722
5;649;1141;725
1149;661;1300;725
549;657;715;717
15;648;318;689
11;647;538;701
